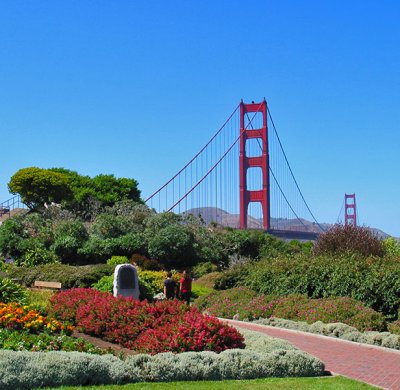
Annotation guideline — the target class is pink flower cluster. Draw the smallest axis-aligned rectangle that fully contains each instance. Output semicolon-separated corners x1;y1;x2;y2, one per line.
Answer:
198;288;386;332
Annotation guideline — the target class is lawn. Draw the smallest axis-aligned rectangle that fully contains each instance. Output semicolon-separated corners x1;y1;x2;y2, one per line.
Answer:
49;376;375;389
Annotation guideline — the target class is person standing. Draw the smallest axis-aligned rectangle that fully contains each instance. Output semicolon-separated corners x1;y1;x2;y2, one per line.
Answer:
163;271;177;299
179;270;192;305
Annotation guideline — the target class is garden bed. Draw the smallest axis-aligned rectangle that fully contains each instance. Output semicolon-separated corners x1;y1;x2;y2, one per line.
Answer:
0;328;325;389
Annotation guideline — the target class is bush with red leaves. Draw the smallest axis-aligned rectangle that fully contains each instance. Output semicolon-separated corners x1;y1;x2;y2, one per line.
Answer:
50;288;244;354
313;224;385;257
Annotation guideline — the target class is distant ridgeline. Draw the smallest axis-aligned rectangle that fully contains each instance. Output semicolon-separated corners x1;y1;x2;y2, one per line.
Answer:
183;207;390;238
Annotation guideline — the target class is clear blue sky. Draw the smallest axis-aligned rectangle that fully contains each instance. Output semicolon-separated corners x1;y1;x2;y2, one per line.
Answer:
1;1;399;236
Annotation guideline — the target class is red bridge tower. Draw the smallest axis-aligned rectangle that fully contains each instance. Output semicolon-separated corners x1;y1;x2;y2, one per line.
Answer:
239;99;270;230
344;193;357;227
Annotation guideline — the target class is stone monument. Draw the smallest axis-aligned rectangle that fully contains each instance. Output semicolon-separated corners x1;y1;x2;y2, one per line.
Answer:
113;264;140;299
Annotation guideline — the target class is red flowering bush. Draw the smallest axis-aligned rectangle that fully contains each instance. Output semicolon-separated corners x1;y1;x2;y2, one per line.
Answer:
134;308;245;354
49;288;107;323
50;288;244;353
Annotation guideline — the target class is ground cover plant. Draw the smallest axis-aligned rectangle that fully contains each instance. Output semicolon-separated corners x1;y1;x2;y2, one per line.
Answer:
0;328;106;354
253;317;400;350
50;288;245;354
0;328;325;389
195;288;386;332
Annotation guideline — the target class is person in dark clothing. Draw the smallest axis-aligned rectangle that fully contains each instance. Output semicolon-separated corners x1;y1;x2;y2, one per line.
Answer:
179;270;192;305
163;271;177;299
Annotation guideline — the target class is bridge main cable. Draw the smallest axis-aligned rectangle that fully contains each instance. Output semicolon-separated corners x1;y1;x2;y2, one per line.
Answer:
267;107;325;232
166;102;265;212
145;103;240;203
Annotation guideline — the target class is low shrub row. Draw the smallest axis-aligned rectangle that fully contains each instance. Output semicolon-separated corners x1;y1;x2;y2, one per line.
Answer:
253;318;400;350
0;329;325;389
7;263;114;289
195;288;386;332
214;254;400;318
50;288;245;354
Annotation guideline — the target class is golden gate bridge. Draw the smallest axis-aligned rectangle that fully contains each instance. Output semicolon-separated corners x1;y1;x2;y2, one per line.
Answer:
145;99;326;240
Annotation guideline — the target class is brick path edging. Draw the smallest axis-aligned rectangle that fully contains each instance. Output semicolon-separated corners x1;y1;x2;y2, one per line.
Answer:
219;319;400;356
223;319;400;390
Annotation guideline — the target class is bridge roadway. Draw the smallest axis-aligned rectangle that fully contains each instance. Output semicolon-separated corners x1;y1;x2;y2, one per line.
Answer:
267;229;320;241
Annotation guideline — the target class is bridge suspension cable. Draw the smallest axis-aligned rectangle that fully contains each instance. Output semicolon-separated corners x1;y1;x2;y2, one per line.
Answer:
145;100;323;232
267;107;325;232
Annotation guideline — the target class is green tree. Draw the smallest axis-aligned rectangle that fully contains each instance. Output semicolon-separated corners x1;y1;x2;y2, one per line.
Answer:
8;167;72;209
144;212;196;268
50;168;142;218
51;220;89;263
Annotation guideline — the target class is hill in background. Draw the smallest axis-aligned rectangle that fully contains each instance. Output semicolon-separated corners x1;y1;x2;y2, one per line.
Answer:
184;207;390;238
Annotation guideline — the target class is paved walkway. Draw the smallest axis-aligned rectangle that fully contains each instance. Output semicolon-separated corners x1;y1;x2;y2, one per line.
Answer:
225;319;400;390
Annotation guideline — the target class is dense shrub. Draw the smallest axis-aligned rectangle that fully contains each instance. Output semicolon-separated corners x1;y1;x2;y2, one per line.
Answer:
224;230;312;261
137;270;168;295
215;254;400;317
130;254;163;271
313;224;385;257
191;283;213;299
26;289;54;313
192;261;218;278
7;264;115;289
0;213;53;261
51;220;88;263
107;255;129;265
91;270;179;301
383;237;400;257
195;272;222;290
0;329;324;389
196;287;258;317
192;226;230;268
388;320;400;335
19;246;60;267
50;288;245;354
78;233;145;264
195;288;386;332
91;214;133;239
92;275;113;293
0;278;28;304
144;213;198;268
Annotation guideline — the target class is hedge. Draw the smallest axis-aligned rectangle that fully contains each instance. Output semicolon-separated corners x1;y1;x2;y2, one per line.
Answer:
7;264;115;289
0;329;324;389
195;288;386;332
214;254;400;317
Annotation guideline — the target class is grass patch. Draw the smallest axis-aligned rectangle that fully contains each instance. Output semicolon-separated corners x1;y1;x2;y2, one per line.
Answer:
49;376;375;389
